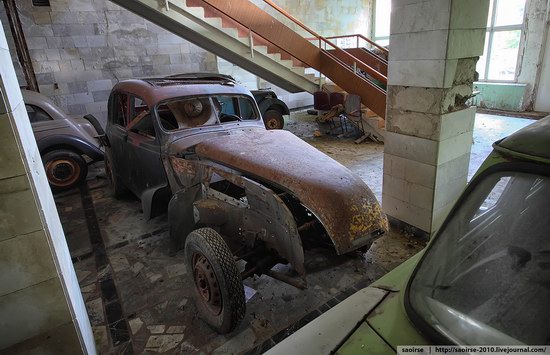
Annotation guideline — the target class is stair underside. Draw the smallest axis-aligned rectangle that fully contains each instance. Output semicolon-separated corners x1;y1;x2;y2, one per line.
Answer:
110;0;319;93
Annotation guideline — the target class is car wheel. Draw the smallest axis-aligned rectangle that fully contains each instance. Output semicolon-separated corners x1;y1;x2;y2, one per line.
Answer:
43;149;88;192
263;109;285;130
185;228;245;334
105;153;127;198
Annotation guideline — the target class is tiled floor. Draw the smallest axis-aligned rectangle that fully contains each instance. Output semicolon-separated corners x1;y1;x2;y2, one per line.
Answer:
57;111;533;354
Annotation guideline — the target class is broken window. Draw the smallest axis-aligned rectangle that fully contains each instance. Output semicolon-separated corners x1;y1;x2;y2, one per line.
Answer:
110;93;128;127
127;95;156;138
477;0;526;81
155;95;259;131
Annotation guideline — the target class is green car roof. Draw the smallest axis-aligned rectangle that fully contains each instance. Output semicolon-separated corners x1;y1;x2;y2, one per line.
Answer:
494;116;550;164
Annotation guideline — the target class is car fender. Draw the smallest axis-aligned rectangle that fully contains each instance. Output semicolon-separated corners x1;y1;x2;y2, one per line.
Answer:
141;184;171;220
37;134;104;161
257;98;290;116
168;184;202;251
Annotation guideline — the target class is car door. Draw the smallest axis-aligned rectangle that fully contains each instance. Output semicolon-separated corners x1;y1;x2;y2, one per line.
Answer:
124;95;167;199
107;92;133;187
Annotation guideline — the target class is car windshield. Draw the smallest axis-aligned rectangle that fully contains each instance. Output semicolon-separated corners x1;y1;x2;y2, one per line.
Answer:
408;171;550;345
155;94;259;131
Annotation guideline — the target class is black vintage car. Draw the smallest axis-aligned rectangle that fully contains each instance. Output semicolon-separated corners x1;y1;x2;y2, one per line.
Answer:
104;73;387;333
250;89;289;130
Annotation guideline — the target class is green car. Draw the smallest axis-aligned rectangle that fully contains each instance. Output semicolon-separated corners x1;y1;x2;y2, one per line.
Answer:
267;116;550;353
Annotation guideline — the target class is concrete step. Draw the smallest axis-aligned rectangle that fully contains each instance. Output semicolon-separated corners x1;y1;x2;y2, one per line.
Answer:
204;16;222;28
221;26;239;38
254;45;268;55
185;6;205;18
291;66;306;75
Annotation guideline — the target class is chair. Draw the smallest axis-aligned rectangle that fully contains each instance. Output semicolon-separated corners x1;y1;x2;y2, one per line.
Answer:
313;91;330;111
329;92;345;107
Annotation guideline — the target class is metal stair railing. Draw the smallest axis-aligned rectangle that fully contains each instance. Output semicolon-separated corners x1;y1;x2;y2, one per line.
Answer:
263;0;387;86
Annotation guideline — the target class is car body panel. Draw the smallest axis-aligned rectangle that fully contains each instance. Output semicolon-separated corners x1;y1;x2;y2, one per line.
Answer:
495;116;550;162
22;89;104;160
365;254;429;350
335;322;395;355
36;134;104;161
264;287;388;355
251;89;290;116
111;79;253;108
195;129;388;255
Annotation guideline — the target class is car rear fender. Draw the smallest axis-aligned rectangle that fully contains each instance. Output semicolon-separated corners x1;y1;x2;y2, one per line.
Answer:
258;98;290;116
37;134;104;161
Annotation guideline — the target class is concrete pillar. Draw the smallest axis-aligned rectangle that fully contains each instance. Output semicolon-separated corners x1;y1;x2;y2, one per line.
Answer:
382;0;490;235
0;24;96;353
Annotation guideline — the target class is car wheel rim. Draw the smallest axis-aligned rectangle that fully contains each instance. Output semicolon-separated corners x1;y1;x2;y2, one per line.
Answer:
193;253;222;316
45;159;80;187
266;118;280;129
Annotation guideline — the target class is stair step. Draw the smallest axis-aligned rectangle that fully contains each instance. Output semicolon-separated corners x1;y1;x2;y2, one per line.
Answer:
279;59;294;68
291;66;306;75
305;73;319;83
204;16;223;28
221;27;240;39
254;45;268;55
185;6;205;18
268;52;281;61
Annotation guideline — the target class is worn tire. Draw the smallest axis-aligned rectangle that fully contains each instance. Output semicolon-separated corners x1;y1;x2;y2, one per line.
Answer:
263;109;285;130
185;228;245;334
43;149;88;192
105;152;127;198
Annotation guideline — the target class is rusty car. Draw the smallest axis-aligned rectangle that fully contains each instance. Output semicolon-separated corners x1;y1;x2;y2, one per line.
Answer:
23;89;104;191
104;73;388;333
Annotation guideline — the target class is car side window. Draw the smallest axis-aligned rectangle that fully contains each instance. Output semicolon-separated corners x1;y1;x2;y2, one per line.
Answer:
111;93;128;127
238;98;258;120
26;104;53;123
127;95;156;138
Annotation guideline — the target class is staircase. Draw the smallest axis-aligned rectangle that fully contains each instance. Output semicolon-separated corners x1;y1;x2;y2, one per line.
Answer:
109;0;388;119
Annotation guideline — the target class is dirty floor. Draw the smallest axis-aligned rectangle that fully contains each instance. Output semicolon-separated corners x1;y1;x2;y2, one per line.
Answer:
57;111;532;354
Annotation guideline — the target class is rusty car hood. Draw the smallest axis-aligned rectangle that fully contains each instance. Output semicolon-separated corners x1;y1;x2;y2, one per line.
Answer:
194;129;388;254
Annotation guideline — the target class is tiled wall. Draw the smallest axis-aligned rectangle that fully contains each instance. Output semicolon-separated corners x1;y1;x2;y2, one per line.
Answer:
0;24;95;354
252;0;374;39
0;0;217;126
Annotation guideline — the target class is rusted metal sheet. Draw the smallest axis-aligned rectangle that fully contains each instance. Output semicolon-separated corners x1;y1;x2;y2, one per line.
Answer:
195;129;389;255
111;79;253;108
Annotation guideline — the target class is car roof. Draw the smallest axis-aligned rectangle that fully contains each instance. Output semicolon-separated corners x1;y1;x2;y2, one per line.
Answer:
111;74;254;107
494;115;550;163
21;89;71;120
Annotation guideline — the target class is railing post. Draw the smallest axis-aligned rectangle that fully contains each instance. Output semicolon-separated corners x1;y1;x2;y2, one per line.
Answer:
165;0;170;11
249;28;254;58
353;61;357;74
